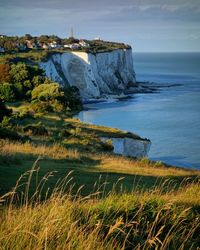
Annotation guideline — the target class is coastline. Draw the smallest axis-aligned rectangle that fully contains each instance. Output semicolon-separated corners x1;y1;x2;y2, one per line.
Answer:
77;79;200;170
82;81;180;105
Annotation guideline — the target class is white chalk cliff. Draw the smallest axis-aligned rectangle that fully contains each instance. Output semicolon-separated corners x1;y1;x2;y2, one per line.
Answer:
40;49;136;99
101;137;151;158
111;137;151;158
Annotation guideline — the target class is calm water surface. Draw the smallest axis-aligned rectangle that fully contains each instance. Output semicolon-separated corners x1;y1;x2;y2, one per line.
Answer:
78;53;200;169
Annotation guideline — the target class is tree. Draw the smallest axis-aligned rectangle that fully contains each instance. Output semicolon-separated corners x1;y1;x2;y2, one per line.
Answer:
63;37;79;45
24;34;32;40
0;64;11;83
32;75;45;87
0;83;15;102
31;83;63;101
3;40;16;52
38;35;49;44
28;65;44;81
9;63;29;83
62;86;82;110
31;83;64;112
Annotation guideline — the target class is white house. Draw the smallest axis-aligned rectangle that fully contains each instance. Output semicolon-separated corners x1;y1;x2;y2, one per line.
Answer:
79;39;89;47
64;44;70;48
49;41;63;49
64;43;80;49
26;40;38;49
42;43;49;49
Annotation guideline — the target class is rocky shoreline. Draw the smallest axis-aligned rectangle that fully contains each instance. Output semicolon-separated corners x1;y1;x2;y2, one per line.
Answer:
82;81;181;104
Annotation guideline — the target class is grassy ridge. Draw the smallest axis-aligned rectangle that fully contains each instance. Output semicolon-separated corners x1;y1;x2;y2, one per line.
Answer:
0;157;199;249
0;103;200;249
1;139;199;197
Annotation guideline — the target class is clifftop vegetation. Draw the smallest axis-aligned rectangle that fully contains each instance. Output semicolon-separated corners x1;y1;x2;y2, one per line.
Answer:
0;34;131;55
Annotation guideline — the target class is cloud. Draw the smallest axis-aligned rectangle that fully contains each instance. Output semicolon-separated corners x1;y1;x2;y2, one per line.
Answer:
0;0;200;51
96;2;200;23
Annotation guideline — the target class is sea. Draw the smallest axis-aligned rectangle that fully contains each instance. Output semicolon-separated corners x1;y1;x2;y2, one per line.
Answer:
77;52;200;170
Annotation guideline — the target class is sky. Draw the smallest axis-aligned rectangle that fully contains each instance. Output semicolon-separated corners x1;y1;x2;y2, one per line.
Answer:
0;0;200;52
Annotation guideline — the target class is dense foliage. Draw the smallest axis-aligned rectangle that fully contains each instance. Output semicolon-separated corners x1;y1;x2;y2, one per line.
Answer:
0;61;82;112
0;34;131;54
0;83;15;101
31;83;81;112
0;62;45;101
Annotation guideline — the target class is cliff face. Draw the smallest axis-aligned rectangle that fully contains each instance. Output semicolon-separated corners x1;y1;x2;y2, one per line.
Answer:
101;137;150;158
111;137;151;158
40;49;136;99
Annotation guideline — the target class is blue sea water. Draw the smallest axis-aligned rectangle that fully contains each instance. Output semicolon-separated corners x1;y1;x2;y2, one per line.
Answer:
78;53;200;169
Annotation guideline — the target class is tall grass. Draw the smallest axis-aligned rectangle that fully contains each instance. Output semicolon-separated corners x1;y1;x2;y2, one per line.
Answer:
0;161;199;250
0;139;79;160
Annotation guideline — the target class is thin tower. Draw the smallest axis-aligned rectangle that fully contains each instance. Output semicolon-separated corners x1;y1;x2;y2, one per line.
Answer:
70;27;74;38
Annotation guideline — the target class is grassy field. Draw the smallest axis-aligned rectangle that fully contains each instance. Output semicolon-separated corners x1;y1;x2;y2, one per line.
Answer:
0;103;200;249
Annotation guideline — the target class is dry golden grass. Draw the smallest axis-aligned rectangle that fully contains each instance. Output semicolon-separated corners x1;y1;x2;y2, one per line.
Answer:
0;166;199;250
0;138;200;249
161;182;200;206
0;140;79;160
95;153;200;177
1;139;199;179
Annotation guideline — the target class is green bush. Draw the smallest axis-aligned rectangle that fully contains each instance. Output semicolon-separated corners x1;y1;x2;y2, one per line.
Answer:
13;82;24;99
9;63;29;83
7;63;45;101
31;75;45;87
13;109;32;120
31;83;77;113
0;83;15;101
31;83;65;112
32;83;62;101
62;86;82;111
31;100;53;113
1;116;11;128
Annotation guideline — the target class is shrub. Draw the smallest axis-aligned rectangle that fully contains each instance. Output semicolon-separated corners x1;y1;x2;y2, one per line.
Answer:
13;82;24;99
31;83;62;101
31;83;67;112
13;109;32;120
31;75;45;87
28;65;44;81
1;116;11;128
62;86;82;111
9;63;29;83
23;122;48;136
0;83;15;101
8;63;45;101
31;100;53;113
